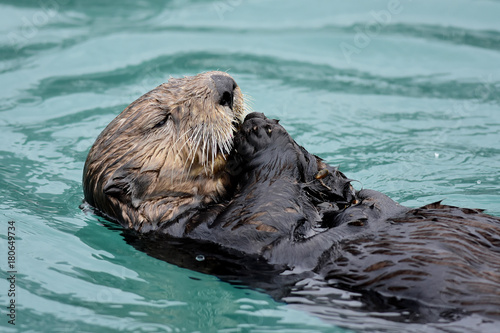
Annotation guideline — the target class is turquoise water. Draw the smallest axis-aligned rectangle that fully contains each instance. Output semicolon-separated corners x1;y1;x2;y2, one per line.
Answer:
1;1;499;332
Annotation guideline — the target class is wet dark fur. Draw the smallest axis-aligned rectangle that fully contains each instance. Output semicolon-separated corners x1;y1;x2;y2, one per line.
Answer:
83;79;500;322
183;112;500;320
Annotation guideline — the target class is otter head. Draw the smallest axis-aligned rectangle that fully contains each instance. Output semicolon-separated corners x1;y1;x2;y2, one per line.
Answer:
83;71;246;231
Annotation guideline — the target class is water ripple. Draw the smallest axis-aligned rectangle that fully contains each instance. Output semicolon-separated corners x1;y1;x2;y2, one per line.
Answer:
1;1;499;332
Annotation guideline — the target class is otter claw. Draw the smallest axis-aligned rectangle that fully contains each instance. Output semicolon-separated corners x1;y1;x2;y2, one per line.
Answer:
315;169;329;180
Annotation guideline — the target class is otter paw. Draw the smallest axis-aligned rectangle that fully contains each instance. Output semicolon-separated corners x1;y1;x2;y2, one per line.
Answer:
234;112;292;157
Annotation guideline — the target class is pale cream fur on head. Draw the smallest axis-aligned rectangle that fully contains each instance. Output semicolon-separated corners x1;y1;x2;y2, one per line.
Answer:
83;71;247;231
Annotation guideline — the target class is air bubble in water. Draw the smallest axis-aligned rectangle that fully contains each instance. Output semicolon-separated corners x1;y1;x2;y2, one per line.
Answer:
196;255;205;262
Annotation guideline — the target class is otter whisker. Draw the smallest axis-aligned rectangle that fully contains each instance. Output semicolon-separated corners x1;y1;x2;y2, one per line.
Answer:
209;126;216;173
242;94;253;116
201;125;209;168
176;126;199;181
165;128;192;183
204;126;213;174
184;125;204;177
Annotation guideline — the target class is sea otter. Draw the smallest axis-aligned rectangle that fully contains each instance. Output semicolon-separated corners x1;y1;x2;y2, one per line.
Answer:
83;71;500;322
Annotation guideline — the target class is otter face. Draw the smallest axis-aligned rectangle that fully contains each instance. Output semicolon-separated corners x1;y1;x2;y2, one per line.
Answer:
146;71;246;176
83;71;246;229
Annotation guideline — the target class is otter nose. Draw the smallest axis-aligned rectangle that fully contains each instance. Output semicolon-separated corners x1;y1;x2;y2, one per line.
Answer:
212;75;236;110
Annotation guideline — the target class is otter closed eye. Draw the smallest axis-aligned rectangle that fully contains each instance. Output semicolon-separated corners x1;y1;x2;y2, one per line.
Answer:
153;114;171;129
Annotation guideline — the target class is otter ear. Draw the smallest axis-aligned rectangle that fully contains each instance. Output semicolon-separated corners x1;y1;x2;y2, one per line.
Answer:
103;171;131;200
104;168;156;208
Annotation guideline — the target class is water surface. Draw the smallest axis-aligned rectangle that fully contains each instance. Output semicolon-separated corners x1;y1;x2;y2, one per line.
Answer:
1;1;499;332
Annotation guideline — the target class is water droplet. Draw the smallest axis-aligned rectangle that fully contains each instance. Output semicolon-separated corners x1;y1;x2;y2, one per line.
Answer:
476;180;482;185
434;153;440;158
195;255;205;262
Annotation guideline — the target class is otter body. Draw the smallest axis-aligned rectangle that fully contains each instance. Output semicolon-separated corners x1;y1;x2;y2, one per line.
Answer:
83;72;500;321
